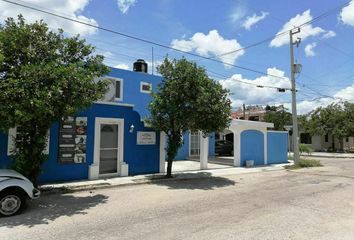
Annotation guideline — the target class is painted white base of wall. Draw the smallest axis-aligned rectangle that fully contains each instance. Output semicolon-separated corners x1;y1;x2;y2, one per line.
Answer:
89;164;99;180
88;163;129;180
120;163;129;177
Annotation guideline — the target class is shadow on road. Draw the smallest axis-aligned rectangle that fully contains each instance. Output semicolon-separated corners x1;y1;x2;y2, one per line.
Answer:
0;193;108;228
149;172;236;190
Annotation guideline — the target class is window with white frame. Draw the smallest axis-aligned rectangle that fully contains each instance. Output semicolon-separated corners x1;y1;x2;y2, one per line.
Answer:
140;81;152;94
115;79;123;101
7;127;50;155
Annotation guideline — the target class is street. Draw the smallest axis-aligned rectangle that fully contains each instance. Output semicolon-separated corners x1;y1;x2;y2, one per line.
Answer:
1;157;354;240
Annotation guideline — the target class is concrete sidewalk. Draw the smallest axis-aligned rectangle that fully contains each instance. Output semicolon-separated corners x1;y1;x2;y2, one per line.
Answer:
39;163;289;193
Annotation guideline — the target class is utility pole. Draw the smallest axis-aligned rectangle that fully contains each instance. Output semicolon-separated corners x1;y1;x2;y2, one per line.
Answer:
289;28;301;164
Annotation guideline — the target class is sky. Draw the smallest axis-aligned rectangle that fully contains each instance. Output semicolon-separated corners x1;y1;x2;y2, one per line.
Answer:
0;0;354;114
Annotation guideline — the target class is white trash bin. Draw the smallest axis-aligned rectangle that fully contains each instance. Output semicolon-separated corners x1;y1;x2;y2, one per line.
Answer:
245;160;254;167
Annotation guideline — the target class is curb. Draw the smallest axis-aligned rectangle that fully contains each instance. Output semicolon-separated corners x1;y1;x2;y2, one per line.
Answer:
39;174;215;195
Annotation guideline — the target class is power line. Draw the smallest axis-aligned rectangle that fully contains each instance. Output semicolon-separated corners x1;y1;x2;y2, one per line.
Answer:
0;0;288;80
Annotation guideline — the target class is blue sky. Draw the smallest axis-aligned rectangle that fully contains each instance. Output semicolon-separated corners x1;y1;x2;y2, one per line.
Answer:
0;0;354;113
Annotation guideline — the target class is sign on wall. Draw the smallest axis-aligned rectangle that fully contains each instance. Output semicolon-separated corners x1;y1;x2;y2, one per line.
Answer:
137;131;156;145
58;117;87;164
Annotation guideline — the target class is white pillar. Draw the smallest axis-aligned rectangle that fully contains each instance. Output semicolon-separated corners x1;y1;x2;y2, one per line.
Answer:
159;132;166;173
233;131;241;167
263;130;268;165
200;132;208;170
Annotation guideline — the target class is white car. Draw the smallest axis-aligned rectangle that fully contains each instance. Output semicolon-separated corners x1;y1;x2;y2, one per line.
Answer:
0;169;40;217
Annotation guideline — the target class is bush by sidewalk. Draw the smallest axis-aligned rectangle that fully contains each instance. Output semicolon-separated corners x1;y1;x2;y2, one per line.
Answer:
285;159;323;170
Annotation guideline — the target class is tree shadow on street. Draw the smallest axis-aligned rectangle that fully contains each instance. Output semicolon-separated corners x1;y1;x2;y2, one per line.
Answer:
0;192;108;228
149;172;236;190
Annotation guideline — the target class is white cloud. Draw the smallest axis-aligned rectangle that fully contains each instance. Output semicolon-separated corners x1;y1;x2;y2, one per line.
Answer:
242;12;269;30
322;30;336;39
116;0;137;14
229;6;247;23
304;42;317;57
334;84;354;101
282;84;354;114
219;67;291;107
114;63;130;70
171;30;245;67
270;10;329;47
340;1;354;26
0;0;97;36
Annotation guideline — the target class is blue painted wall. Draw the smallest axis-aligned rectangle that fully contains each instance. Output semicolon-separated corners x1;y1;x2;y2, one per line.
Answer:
108;68;162;120
240;130;264;166
267;132;288;164
0;103;160;183
174;133;190;160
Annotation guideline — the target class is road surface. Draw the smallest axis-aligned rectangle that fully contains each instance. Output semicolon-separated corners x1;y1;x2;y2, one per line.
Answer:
1;157;354;240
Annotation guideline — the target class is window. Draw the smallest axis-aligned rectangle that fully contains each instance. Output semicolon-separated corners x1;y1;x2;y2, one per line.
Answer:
325;134;329;142
140;81;152;93
7;127;50;155
346;137;349;143
300;133;312;144
115;79;123;101
190;131;201;156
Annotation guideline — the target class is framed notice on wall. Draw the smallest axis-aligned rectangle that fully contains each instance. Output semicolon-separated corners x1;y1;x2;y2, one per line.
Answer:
58;117;87;164
137;131;156;145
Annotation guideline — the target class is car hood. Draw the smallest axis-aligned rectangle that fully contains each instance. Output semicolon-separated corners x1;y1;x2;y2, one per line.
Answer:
0;169;28;181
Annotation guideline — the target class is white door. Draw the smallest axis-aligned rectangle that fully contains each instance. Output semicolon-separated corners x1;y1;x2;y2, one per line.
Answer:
190;131;201;156
94;118;124;176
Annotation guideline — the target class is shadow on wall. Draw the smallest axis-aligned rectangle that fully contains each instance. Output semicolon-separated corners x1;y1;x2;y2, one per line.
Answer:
147;172;236;190
0;193;108;228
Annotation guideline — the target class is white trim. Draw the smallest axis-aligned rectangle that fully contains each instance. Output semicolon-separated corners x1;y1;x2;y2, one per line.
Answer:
233;132;241;167
94;101;134;108
199;132;208;170
7;127;50;156
91;117;125;179
267;130;288;133
140;81;152;94
159;132;166;173
263;130;268;165
7;127;17;156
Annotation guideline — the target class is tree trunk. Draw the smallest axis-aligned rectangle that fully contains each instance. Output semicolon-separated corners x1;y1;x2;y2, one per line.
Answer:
165;131;182;178
166;158;173;178
332;135;336;151
339;138;344;152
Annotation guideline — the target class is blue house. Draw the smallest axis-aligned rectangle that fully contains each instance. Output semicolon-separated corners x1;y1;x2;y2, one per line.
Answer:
0;61;288;184
0;63;215;183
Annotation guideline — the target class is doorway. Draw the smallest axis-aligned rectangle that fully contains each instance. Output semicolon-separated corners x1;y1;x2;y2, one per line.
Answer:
94;118;124;177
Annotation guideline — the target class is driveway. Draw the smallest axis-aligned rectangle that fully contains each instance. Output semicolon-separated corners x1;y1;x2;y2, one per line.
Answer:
1;157;354;240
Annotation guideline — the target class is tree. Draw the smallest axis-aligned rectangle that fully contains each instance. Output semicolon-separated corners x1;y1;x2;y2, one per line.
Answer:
264;105;292;130
148;58;231;177
0;16;109;185
304;102;353;151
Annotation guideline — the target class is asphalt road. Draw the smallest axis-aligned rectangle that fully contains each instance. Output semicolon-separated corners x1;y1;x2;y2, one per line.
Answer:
1;157;354;240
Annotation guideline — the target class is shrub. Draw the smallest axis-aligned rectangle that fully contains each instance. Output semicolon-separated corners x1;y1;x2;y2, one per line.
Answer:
299;144;313;155
285;159;322;169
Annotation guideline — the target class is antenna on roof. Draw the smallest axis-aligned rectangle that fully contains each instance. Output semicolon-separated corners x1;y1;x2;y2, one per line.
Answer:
152;47;154;75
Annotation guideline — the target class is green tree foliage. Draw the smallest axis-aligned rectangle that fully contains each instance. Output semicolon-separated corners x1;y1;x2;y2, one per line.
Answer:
303;102;354;151
264;105;292;130
148;58;232;177
0;16;109;184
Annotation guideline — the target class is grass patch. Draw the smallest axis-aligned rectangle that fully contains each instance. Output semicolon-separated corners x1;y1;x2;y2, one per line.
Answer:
285;159;323;170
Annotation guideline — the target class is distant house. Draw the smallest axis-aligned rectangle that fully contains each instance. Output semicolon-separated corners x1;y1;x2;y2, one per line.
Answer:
284;125;354;152
231;105;266;121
